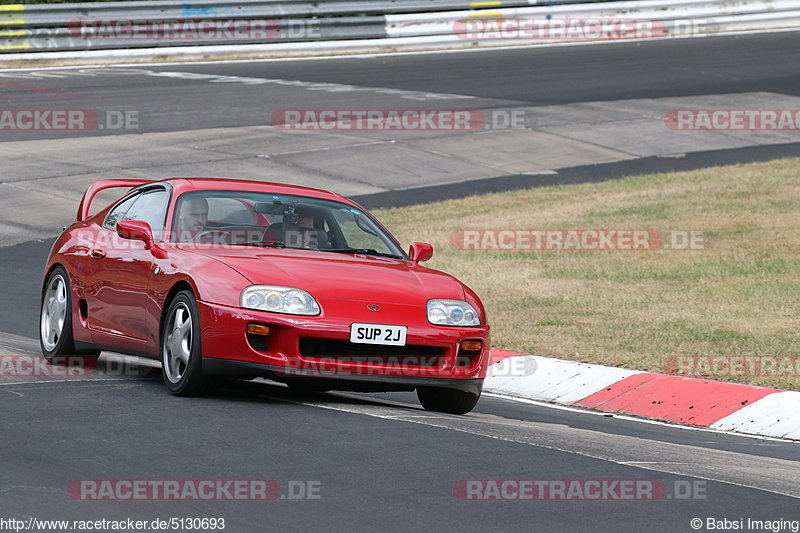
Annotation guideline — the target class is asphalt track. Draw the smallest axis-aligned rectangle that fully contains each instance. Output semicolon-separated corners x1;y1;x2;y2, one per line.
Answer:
2;32;800;247
1;32;800;140
1;33;800;532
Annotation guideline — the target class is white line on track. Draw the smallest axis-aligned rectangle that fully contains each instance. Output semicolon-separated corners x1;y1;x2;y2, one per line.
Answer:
2;355;798;499
0;67;476;101
289;392;800;500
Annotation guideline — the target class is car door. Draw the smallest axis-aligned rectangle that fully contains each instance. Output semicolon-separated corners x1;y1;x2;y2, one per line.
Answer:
87;187;169;348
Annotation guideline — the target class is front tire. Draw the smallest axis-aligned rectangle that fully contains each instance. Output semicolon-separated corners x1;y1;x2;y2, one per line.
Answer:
40;266;98;363
161;291;205;396
417;385;482;415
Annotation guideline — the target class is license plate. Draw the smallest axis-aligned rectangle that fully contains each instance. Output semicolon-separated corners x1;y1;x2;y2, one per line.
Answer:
350;323;407;346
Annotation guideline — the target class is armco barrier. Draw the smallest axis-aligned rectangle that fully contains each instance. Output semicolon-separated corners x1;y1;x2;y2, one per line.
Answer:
0;0;579;52
0;0;798;61
386;0;800;39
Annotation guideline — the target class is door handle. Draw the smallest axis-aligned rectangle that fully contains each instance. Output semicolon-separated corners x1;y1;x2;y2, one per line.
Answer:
90;249;107;259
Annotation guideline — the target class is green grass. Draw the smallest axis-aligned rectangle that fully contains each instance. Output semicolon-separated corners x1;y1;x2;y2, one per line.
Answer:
373;157;800;390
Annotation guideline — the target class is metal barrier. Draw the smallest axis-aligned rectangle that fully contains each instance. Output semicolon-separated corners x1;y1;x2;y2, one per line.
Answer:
386;0;800;40
0;0;798;58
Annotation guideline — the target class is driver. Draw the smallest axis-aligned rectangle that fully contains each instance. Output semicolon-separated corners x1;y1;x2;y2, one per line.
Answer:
175;197;209;243
282;206;330;249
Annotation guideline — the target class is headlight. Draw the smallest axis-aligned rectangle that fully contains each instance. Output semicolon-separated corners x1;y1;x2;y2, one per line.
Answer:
241;285;321;316
427;299;480;326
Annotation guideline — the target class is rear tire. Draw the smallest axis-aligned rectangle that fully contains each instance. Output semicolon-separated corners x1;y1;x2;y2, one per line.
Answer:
161;291;205;396
40;266;99;363
417;385;481;414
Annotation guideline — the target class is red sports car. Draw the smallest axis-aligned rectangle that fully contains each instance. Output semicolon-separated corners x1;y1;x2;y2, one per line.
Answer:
40;178;491;413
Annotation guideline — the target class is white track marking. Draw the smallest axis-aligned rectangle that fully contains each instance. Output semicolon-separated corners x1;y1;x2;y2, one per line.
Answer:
483;392;797;443
289;393;800;500
0;67;475;101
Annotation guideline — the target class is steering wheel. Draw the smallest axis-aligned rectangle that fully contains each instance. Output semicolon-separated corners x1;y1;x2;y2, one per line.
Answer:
193;229;231;244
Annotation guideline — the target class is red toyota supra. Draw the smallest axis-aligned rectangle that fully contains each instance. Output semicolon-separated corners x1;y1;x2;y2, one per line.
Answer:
40;178;491;413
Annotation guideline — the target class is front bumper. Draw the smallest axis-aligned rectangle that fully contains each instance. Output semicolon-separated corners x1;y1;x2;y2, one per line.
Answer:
203;358;484;394
197;300;491;386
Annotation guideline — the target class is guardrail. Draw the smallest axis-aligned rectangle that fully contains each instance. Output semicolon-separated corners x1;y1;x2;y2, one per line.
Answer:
386;0;800;41
0;0;618;52
0;0;798;58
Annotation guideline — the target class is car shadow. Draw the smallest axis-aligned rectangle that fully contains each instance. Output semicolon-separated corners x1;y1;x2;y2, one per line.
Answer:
95;352;424;411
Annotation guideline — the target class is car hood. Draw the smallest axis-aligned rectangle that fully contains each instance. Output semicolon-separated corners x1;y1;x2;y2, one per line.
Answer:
180;246;466;304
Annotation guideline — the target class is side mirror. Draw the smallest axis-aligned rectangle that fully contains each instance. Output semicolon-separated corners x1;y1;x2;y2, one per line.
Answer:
409;242;434;263
116;220;167;259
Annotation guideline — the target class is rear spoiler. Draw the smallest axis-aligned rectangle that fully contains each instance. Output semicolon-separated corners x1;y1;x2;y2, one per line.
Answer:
77;179;154;221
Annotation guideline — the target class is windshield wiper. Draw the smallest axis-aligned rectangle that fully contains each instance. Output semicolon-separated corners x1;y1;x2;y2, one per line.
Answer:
239;240;285;248
323;248;403;259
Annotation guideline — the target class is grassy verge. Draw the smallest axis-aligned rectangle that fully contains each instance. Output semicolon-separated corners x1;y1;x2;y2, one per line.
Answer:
374;158;800;390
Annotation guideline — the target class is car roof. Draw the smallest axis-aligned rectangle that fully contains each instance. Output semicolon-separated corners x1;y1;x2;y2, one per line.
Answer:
153;177;355;205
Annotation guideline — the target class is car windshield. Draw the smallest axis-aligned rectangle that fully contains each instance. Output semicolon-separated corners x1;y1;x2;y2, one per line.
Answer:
171;190;406;259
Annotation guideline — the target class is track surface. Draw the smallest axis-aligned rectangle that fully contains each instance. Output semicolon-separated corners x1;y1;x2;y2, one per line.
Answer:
1;32;799;140
1;33;800;533
2;32;800;246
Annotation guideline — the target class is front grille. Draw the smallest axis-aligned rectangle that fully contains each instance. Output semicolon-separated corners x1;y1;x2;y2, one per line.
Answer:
299;338;445;367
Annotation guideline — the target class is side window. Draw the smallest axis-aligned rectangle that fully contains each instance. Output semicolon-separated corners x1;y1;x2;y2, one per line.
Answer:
105;194;139;230
122;190;168;239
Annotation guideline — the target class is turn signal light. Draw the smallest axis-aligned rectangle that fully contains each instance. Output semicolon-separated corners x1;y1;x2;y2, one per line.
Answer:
460;340;483;352
247;324;271;336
